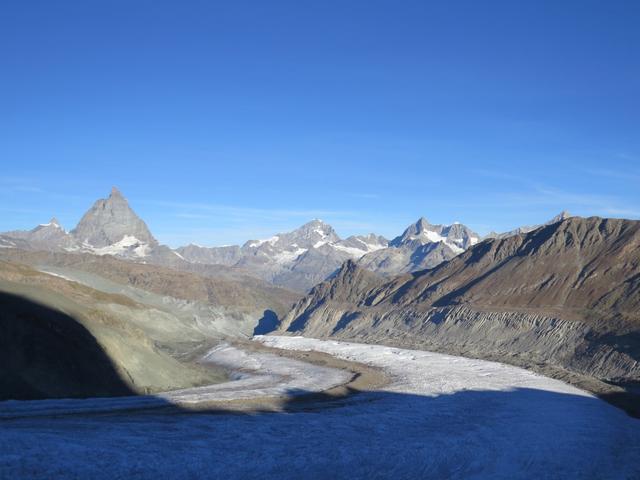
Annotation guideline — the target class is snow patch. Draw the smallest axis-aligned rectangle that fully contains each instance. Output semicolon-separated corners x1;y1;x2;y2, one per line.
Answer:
89;235;150;257
273;247;307;263
38;270;75;282
38;222;63;230
330;244;369;258
446;242;465;254
248;235;279;248
422;230;446;242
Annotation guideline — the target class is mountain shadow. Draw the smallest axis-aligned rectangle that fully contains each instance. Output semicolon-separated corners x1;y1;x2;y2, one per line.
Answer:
253;309;280;335
0;291;135;400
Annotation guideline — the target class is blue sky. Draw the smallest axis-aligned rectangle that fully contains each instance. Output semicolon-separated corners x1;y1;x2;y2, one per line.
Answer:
1;1;639;247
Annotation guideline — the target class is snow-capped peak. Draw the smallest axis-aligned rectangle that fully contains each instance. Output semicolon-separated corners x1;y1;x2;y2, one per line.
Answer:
389;217;479;253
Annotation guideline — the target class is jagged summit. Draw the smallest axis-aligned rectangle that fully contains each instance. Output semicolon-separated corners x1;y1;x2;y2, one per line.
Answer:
391;217;430;243
550;210;572;223
390;217;478;251
71;187;157;248
414;217;430;229
356;217;480;277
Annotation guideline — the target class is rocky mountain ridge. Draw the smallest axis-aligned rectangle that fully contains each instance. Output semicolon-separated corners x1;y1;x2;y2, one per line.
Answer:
279;216;640;414
175;219;389;291
176;218;483;290
485;210;572;239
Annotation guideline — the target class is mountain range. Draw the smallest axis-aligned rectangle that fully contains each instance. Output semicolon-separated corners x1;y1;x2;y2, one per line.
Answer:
0;187;576;292
176;220;389;291
280;215;640;413
0;187;467;290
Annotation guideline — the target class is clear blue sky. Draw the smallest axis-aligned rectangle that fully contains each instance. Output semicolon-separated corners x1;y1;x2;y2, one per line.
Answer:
1;1;638;247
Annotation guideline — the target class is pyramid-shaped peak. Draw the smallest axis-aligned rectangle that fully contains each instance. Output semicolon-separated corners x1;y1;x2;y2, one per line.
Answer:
110;186;125;198
393;217;434;239
48;217;63;229
71;188;157;248
415;217;431;229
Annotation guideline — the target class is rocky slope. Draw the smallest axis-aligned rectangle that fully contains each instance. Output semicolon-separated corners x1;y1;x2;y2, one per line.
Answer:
72;187;158;250
0;249;300;337
280;216;640;413
0;261;225;400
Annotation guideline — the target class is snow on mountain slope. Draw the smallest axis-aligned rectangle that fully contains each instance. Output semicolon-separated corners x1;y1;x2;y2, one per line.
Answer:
388;217;480;251
88;235;151;257
176;220;390;291
357;218;480;276
175;217;482;289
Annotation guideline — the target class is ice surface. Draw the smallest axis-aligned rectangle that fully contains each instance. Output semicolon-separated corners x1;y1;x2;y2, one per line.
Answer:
0;343;350;418
1;336;638;479
273;247;308;263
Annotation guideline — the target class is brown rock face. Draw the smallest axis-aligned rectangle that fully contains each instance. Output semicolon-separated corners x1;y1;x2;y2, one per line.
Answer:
369;216;639;320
